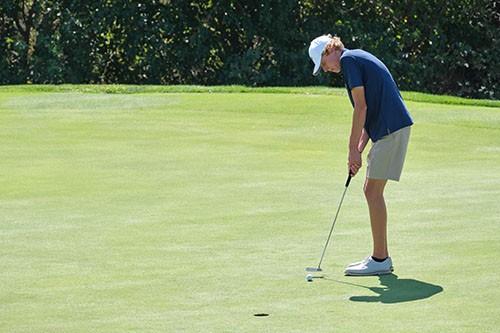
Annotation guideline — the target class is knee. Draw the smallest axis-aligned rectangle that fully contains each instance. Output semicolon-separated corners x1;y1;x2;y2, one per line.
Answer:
364;182;384;203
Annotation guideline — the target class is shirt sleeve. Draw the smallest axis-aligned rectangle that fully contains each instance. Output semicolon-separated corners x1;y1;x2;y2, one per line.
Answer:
341;56;363;89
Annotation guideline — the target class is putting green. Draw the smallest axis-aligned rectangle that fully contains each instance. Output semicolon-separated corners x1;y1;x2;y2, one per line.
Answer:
1;87;499;331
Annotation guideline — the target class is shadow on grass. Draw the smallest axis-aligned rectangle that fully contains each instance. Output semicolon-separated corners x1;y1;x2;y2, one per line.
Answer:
326;274;443;303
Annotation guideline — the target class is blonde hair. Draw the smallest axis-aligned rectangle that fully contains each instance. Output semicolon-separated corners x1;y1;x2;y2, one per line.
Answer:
322;35;344;56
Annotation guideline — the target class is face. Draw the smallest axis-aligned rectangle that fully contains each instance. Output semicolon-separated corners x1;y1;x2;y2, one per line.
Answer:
320;48;341;73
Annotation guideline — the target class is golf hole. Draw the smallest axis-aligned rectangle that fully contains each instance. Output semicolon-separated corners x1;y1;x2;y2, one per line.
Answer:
254;313;269;317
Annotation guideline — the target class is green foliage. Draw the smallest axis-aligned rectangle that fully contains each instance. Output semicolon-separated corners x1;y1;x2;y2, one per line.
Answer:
0;0;498;99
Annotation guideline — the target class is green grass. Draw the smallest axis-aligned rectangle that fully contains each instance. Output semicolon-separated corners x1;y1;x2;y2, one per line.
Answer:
1;84;499;107
1;86;499;331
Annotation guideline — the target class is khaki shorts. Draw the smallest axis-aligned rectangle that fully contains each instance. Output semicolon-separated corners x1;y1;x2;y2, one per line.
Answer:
366;126;411;181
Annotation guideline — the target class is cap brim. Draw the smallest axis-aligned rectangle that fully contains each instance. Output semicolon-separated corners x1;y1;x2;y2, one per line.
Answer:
312;54;322;76
313;63;321;76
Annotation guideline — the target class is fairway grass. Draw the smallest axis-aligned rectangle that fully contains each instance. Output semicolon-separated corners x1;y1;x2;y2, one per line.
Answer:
1;88;499;331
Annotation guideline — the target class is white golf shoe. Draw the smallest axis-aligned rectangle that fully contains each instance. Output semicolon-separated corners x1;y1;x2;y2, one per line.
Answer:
346;255;371;268
344;256;394;276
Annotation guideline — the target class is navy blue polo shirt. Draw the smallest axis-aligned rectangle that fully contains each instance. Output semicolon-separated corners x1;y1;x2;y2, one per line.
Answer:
340;49;413;142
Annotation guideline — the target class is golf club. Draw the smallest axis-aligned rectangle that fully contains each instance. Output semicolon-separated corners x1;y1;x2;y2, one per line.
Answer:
306;171;353;272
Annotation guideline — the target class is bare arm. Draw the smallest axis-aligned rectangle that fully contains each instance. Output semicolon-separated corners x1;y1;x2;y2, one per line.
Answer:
348;86;367;176
358;128;370;153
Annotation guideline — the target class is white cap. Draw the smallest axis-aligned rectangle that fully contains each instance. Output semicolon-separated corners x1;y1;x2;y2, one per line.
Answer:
308;35;333;76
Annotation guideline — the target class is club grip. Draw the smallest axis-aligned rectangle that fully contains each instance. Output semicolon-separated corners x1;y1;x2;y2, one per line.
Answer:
345;171;353;187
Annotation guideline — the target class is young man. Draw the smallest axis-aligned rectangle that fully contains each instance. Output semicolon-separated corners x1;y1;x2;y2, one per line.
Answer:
308;35;413;276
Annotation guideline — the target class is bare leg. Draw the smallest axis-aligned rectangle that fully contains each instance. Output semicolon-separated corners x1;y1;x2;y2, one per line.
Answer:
364;178;389;259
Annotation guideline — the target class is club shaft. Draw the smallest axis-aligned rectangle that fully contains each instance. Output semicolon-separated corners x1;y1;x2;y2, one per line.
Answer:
317;185;348;269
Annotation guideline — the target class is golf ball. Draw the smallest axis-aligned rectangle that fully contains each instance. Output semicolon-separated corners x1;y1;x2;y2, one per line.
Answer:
307;274;313;281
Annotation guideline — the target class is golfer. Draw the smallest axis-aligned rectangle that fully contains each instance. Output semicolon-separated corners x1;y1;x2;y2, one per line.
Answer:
309;35;413;275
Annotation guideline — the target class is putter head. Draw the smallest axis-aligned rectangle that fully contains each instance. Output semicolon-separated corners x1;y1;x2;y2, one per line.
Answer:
306;267;323;272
